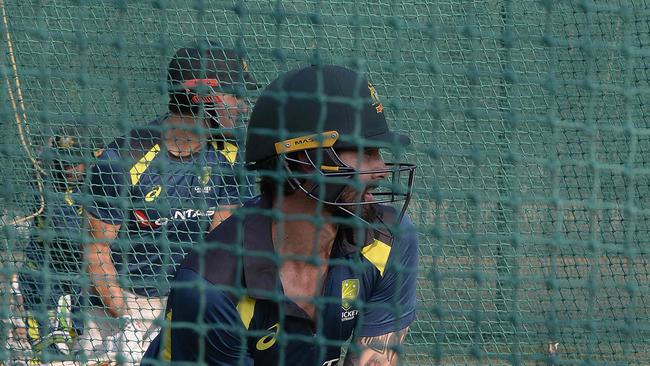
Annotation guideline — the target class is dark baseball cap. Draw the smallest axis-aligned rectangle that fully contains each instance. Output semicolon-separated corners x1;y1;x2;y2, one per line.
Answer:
167;47;259;93
245;65;410;168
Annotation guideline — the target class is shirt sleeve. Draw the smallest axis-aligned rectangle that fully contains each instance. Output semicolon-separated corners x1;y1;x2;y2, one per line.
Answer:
165;268;249;364
358;214;419;337
207;149;256;207
49;191;84;235
85;151;128;225
217;167;256;206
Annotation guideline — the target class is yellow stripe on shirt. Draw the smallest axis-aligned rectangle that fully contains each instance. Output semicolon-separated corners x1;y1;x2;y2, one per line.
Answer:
163;310;172;361
26;315;40;341
129;144;161;186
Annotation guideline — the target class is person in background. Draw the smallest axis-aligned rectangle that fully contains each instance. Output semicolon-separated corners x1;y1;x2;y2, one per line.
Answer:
81;41;258;364
18;125;101;362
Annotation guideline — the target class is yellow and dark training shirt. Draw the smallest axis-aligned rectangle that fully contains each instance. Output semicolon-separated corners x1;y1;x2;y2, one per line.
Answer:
86;116;255;297
142;195;418;366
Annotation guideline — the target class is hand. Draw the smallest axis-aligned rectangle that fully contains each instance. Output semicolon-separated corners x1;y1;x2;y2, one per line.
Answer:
115;315;147;364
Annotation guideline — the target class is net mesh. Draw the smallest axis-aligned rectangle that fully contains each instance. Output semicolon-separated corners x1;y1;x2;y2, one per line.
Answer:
1;0;649;365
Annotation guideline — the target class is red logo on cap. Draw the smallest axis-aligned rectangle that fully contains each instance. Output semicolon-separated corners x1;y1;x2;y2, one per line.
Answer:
182;78;220;88
191;94;223;104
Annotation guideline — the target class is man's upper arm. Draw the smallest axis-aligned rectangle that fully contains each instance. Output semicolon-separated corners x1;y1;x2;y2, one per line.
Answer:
213;147;256;206
86;211;120;242
166;269;248;363
209;204;238;231
86;154;128;226
358;215;419;337
209;160;255;230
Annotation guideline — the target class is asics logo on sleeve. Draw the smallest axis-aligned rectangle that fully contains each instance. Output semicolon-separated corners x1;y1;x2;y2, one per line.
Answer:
255;323;279;351
144;185;163;202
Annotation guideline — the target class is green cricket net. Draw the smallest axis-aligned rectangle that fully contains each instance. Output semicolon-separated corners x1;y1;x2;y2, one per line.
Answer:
1;0;649;365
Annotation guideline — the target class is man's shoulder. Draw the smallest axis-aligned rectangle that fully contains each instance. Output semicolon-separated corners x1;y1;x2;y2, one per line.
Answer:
44;190;84;224
100;118;165;159
181;196;263;285
171;268;240;313
373;205;416;240
206;196;262;239
358;206;417;275
207;139;245;166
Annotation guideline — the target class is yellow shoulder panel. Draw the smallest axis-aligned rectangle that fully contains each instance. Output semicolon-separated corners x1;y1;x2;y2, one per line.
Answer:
211;140;239;165
361;239;392;277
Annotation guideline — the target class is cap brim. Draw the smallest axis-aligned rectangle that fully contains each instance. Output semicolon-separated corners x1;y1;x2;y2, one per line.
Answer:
365;131;411;148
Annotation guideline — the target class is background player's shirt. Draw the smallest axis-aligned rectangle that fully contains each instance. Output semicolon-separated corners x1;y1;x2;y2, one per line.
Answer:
142;196;419;366
21;184;85;309
86;116;255;297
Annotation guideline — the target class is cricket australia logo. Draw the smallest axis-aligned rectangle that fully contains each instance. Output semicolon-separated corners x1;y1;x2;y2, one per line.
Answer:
194;166;212;193
367;81;384;113
57;136;75;148
341;279;359;321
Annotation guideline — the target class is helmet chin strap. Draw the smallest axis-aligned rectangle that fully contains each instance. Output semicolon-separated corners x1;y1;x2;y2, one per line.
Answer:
201;95;247;138
203;104;234;138
199;95;221;128
206;109;221;129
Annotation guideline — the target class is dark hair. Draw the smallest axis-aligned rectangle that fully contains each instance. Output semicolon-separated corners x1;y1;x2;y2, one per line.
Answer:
257;157;300;199
259;176;290;199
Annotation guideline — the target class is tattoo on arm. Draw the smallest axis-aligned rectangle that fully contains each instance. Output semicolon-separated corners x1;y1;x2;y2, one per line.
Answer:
355;327;408;365
363;358;382;366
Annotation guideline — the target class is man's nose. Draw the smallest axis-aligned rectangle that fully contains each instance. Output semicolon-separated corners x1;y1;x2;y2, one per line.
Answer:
237;98;249;114
370;156;389;180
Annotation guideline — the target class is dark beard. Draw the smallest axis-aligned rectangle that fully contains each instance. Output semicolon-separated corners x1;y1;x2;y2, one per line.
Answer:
328;186;377;223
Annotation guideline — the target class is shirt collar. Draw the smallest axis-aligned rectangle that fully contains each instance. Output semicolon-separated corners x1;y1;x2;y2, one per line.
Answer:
241;195;277;300
335;205;395;256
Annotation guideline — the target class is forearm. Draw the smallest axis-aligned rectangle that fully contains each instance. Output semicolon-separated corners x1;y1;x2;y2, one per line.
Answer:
346;352;400;366
344;327;409;366
86;212;126;317
208;204;238;231
86;242;126;317
344;349;400;366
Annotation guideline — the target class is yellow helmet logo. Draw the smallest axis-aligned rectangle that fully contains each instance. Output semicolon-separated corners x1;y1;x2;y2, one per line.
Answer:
367;82;384;113
144;185;162;202
57;136;76;149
